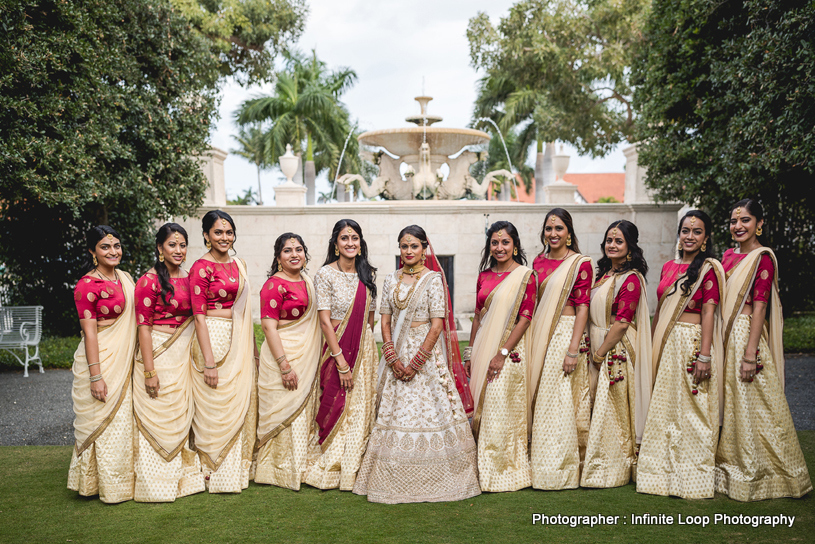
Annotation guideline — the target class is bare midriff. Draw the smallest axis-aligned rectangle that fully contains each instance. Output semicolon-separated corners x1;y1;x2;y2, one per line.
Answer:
206;309;232;319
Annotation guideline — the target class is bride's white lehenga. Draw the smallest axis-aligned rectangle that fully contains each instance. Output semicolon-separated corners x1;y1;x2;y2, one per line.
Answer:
353;271;480;503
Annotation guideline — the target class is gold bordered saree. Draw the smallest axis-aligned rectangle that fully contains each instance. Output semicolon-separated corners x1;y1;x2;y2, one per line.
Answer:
714;248;811;501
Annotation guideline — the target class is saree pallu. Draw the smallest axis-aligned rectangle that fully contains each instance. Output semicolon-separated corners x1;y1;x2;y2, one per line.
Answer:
191;259;257;494
255;275;321;491
354;273;479;503
68;273;137;504
582;271;652;489
715;248;811;501
470;267;533;492
528;254;593;490
133;322;204;502
303;282;377;490
637;259;725;499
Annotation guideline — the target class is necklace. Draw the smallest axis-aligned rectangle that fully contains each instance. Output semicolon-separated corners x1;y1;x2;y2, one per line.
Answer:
392;270;420;310
96;268;119;284
401;264;425;276
493;264;513;277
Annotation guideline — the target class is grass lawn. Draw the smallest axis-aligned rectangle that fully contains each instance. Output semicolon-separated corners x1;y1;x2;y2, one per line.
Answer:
0;432;812;543
4;314;813;372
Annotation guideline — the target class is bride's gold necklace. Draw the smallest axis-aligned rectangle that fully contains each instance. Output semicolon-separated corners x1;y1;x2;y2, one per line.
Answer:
393;266;425;310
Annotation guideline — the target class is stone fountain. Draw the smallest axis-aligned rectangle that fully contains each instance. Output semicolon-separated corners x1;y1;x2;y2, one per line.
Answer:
338;97;512;200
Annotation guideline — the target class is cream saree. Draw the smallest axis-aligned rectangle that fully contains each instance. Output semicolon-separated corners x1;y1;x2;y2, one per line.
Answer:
133;319;204;502
715;248;811;501
582;271;652;488
68;272;136;504
637;259;725;499
528;254;593;490
470;266;533;492
190;258;257;493
255;274;321;490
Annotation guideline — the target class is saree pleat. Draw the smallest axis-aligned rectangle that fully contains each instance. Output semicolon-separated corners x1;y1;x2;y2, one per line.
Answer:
530;316;591;489
68;273;136;504
133;325;204;502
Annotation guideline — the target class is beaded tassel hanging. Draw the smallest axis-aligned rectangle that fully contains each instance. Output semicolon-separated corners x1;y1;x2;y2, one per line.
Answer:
608;345;627;385
686;333;702;395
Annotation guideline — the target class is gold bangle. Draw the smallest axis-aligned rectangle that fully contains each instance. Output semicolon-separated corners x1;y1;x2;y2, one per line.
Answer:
87;362;100;368
89;374;104;383
143;370;157;379
336;365;351;374
204;364;217;370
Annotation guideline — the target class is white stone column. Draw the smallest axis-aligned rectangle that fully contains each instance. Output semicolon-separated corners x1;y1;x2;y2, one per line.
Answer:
623;145;653;203
200;147;228;207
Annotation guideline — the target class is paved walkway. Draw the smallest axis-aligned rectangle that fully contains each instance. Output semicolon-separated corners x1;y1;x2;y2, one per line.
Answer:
1;356;813;446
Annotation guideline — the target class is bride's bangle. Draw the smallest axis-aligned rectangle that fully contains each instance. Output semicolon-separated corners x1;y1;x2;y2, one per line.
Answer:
330;349;343;359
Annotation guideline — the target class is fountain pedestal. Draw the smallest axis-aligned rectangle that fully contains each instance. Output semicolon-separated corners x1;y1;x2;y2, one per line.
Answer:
274;144;307;207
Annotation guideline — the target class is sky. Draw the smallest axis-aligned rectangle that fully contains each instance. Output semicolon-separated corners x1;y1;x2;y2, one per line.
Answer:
210;0;627;203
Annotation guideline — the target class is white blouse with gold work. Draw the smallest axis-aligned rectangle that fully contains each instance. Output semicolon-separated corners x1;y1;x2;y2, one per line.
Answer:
314;264;377;320
379;271;446;321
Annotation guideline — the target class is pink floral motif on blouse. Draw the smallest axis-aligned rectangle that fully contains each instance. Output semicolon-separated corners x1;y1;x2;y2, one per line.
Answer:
74;276;125;321
722;249;774;304
611;274;641;323
261;276;309;321
532;255;592;306
475;270;536;321
135;273;193;327
189;259;240;314
656;261;720;314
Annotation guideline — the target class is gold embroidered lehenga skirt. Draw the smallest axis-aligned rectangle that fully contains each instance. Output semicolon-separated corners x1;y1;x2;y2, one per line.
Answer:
303;328;378;491
637;323;718;499
476;335;531;492
581;338;636;488
530;316;591;489
191;317;258;494
353;324;480;503
715;315;812;501
133;329;205;502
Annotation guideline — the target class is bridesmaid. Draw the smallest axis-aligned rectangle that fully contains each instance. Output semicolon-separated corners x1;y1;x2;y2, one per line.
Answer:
637;210;725;499
715;198;811;501
582;220;652;489
133;223;204;502
68;226;136;503
528;208;594;490
255;233;321;490
189;210;258;493
464;221;536;492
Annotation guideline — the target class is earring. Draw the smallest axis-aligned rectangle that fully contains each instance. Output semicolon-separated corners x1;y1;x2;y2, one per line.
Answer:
626;253;633;262
676;240;682;253
205;240;211;250
701;241;707;252
278;262;282;272
544;242;549;253
513;247;518;256
93;255;98;266
566;235;572;247
182;257;186;264
757;226;763;236
335;245;339;256
159;253;165;263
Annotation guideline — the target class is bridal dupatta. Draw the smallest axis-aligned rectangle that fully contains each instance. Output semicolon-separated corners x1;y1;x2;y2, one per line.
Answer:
527;254;592;435
651;259;726;420
588;271;652;442
72;272;137;454
315;280;370;448
470;266;534;440
256;274;321;448
720;248;784;390
190;258;255;470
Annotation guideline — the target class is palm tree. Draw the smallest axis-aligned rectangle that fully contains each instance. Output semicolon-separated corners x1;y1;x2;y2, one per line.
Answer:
230;125;267;205
235;49;360;204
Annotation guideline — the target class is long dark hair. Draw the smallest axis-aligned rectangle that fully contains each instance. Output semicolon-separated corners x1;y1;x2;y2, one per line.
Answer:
540;208;581;254
81;225;121;274
202;209;237;252
668;210;715;297
479;221;527;272
154;223;188;304
731;198;764;239
269;233;310;278
595;220;648;281
323;219;377;299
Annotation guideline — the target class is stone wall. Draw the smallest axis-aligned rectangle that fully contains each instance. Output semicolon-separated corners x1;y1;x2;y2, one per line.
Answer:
176;200;683;326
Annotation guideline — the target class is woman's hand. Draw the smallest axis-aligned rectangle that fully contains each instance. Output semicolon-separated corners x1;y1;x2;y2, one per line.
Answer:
739;359;756;382
90;378;107;403
144;374;160;399
487;353;505;383
392;359;407;381
280;363;299;391
401;365;416;382
591;350;605;369
562;352;578;375
204;366;219;389
336;354;354;391
463;360;471;378
693;360;711;384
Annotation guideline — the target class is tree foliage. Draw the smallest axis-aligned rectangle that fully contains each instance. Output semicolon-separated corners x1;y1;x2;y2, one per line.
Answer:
0;0;221;334
633;0;815;314
468;0;649;158
170;0;307;84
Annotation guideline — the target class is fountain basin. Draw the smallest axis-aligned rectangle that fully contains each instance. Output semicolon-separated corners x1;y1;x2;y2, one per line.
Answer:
358;127;490;157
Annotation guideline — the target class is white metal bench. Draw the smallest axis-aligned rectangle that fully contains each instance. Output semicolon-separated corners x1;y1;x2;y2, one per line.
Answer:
0;306;44;377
